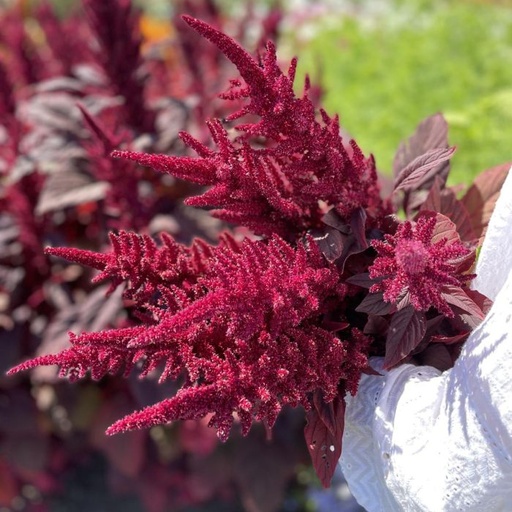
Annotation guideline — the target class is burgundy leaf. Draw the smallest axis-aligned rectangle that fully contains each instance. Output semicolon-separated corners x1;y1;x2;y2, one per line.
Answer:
346;273;375;289
78;103;120;152
312;227;345;262
420;178;476;242
384;306;426;369
431;332;470;345
441;285;485;321
417;343;453;371
393;113;450;180
304;395;345;488
356;292;396;316
36;170;109;214
460;162;511;240
363;314;389;336
311;390;338;437
416;211;460;245
350;207;369;250
322;209;350;233
394;147;456;193
424;314;444;337
420;175;443;212
464;288;493;315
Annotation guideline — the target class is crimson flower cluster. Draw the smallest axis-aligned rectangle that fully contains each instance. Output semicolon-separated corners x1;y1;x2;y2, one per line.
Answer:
369;213;474;316
9;12;503;491
13;232;369;444
114;16;382;239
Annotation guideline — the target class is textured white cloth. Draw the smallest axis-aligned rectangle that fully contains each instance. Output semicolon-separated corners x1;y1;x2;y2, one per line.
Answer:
340;167;512;511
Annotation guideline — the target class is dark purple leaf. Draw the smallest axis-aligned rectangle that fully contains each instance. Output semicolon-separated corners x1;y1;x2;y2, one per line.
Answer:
465;288;493;315
36;170;109;214
312;227;345;262
415;211;460;245
394;147;456;193
350;207;368;250
460;162;511;240
20;93;85;134
420;175;443;213
417;343;453;371
431;332;469;345
441;285;485;319
322;320;350;332
311;390;337;436
0;215;19;249
78;103;118;152
356;292;396;316
393;113;450;180
322;209;350;233
420;178;476;242
35;76;85;93
384;306;426;369
346;273;375;289
304;395;345;488
363;314;389;336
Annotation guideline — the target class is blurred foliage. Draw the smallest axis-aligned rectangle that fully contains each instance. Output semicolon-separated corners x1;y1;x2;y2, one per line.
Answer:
41;0;512;184
288;0;512;184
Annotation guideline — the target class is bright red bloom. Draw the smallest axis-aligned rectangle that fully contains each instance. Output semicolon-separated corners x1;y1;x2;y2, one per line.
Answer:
10;233;370;441
368;213;474;316
113;16;381;239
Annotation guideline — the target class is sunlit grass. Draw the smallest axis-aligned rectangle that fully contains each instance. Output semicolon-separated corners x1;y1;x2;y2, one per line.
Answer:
287;0;512;184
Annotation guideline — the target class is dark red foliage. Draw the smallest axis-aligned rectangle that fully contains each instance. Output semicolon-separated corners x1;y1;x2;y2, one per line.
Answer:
82;0;155;132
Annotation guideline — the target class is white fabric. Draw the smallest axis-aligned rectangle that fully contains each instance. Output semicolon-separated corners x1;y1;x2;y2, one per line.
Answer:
340;167;512;511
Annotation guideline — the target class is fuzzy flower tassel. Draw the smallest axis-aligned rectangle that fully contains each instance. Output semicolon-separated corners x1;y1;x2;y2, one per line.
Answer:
369;212;475;316
113;16;382;239
10;233;370;443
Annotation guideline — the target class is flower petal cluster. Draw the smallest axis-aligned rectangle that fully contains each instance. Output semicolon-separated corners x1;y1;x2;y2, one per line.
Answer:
368;213;474;316
114;17;381;239
11;233;370;441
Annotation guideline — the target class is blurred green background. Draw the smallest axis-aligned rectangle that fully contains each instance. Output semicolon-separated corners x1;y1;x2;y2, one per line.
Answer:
284;0;512;184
